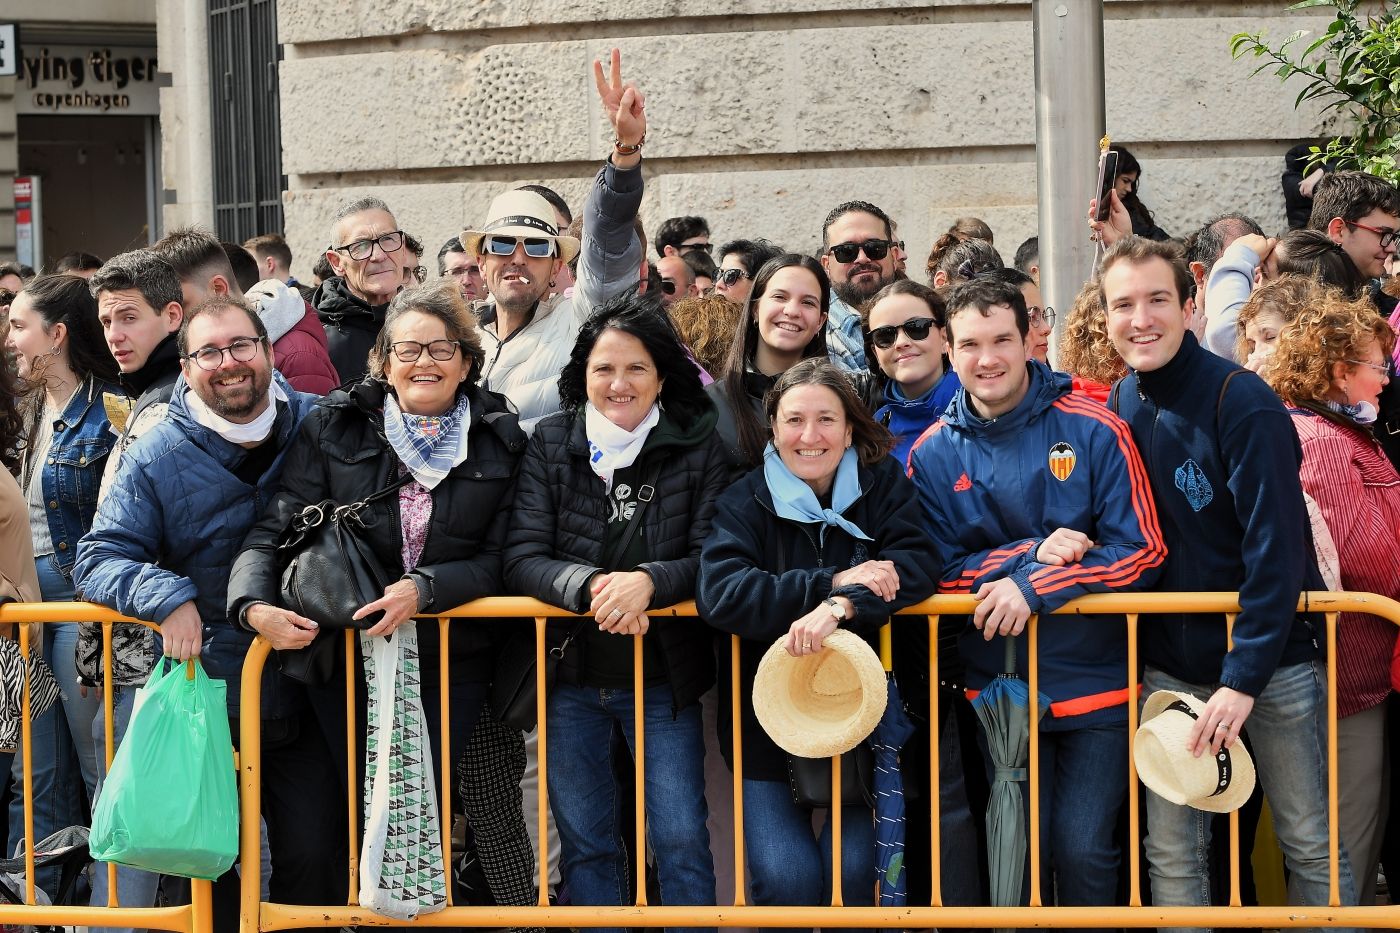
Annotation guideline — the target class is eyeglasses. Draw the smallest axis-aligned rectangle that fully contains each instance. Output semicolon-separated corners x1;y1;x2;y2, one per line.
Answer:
1346;358;1391;376
333;231;405;261
869;317;938;350
1029;306;1057;329
827;239;892;264
390;339;462;363
187;336;266;371
679;241;713;257
660;279;678;296
1343;220;1400;249
716;268;751;288
484;235;557;258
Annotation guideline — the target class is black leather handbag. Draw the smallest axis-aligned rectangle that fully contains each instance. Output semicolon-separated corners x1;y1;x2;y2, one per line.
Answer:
276;474;411;631
787;744;876;809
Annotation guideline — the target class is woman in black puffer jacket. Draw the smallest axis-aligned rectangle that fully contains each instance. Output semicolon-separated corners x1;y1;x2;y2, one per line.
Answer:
505;291;730;926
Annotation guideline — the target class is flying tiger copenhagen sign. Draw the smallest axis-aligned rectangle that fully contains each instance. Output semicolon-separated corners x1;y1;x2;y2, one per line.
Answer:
16;45;159;116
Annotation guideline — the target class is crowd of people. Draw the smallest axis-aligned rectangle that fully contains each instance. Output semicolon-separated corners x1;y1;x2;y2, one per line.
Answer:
1;48;1399;932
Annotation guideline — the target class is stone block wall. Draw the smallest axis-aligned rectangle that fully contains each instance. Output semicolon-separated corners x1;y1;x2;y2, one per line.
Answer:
270;0;1330;283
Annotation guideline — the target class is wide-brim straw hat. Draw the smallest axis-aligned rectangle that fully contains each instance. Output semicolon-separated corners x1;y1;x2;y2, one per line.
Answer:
1133;690;1256;814
752;629;887;759
460;190;580;264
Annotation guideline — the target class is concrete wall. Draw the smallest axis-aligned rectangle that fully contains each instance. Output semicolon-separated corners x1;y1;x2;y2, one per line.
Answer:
264;0;1332;281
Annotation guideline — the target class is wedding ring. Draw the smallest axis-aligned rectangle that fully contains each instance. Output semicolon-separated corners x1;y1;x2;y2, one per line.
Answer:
802;641;811;649
610;608;622;617
1216;722;1230;731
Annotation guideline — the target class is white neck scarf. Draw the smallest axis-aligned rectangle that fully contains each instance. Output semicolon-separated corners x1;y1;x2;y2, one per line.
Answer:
185;379;287;445
585;402;660;492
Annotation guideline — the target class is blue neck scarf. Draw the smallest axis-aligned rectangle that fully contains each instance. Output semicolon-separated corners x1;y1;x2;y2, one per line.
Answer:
383;390;471;490
762;443;871;542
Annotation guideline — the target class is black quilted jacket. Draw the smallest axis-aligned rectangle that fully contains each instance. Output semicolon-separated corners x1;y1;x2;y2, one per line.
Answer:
503;405;732;711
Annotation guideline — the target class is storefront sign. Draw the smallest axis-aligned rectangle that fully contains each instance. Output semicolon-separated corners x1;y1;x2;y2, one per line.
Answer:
14;177;41;270
0;25;17;77
16;45;159;115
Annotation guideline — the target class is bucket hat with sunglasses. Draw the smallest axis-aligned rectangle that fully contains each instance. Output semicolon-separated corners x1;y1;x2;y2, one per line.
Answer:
461;191;581;265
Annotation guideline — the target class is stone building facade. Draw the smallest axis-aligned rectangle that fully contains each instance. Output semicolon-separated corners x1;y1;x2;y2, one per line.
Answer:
156;0;1330;286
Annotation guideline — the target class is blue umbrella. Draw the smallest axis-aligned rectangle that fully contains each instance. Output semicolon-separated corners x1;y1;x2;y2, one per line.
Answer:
970;635;1050;910
871;625;917;906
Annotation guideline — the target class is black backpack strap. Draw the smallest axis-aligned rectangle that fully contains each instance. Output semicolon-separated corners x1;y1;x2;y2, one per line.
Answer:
1216;369;1244;439
1108;380;1122;415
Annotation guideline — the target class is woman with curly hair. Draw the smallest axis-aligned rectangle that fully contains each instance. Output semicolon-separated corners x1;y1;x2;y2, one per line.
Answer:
667;292;742;377
1234;275;1326;374
1059;281;1126;402
1264;291;1400;904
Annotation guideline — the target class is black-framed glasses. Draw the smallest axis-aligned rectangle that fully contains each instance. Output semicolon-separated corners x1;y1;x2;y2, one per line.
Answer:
827;239;892;264
333;231;404;261
1343;219;1400;249
716;268;750;288
484;235;556;258
1346;358;1391;376
1029;306;1057;329
187;336;266;371
660;279;678;296
390;339;462;363
679;241;713;256
869;317;937;350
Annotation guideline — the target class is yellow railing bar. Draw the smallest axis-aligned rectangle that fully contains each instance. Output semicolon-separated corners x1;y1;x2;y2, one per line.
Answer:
1225;611;1241;908
1027;613;1041;908
534;616;550;906
632;630;647;907
1326;610;1340;907
728;633;745;907
927;613;941;908
1125;612;1141;907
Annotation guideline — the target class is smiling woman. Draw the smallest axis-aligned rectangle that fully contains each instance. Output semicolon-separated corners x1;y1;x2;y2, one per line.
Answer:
503;289;731;924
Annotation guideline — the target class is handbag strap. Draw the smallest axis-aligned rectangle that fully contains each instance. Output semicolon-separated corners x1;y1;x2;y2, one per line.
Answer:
598;455;664;572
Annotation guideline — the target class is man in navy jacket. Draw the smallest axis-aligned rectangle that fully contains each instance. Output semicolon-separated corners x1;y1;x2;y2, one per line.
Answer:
909;278;1165;908
1100;237;1355;923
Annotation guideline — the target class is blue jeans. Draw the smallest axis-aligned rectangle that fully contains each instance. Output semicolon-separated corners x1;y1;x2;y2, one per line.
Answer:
1032;722;1128;907
89;685;161;933
1142;663;1357;931
37;558;102;798
740;776;874;912
546;683;715;933
5;558;91;898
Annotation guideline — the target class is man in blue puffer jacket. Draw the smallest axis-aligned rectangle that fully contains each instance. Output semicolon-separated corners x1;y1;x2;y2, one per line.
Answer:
73;295;339;921
908;277;1166;909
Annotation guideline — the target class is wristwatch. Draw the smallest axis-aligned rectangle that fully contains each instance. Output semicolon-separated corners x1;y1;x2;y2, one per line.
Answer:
823;597;847;621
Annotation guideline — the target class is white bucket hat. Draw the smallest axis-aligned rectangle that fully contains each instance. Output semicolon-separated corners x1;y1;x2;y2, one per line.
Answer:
752;629;887;759
460;190;580;264
1133;690;1257;814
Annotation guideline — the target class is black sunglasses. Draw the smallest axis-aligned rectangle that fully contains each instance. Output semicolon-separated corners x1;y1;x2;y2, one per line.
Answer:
716;268;751;288
869;317;937;350
660;279;677;295
827;238;892;264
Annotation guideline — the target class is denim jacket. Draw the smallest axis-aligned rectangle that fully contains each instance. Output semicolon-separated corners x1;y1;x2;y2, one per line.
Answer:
32;376;124;575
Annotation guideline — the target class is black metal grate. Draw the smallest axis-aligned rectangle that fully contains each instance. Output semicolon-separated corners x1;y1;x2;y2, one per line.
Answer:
208;0;283;241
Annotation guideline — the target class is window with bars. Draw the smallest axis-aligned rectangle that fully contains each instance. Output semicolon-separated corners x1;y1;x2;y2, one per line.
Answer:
208;0;283;241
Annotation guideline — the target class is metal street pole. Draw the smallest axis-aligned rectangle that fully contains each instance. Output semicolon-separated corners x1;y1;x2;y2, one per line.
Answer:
1032;0;1106;358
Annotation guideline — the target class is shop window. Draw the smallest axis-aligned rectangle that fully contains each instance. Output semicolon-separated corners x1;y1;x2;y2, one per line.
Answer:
208;0;283;241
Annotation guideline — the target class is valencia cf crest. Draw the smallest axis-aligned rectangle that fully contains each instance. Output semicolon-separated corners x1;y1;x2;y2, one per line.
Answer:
1048;442;1076;482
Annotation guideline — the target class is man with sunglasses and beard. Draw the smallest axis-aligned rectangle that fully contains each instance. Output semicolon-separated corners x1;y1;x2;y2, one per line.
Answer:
819;200;901;373
461;49;648;433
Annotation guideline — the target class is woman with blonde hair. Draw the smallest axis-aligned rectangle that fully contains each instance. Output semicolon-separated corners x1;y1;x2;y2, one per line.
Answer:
1059;281;1125;402
1235;274;1326;373
1264;291;1400;904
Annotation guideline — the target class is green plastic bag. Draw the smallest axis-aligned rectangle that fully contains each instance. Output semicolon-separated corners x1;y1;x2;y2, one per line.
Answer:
89;658;238;879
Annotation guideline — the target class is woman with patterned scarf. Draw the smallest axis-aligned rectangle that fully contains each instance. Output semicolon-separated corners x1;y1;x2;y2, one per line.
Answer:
229;280;532;920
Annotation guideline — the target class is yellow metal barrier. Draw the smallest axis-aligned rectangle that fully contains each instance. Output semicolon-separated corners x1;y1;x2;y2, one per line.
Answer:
0;601;215;933
5;593;1397;930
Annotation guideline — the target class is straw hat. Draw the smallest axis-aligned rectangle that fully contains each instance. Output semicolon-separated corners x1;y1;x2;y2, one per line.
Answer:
1133;690;1256;814
752;629;887;758
460;190;580;264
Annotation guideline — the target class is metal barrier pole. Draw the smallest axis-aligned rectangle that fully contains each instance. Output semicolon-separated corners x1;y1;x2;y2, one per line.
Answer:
18;623;35;905
1126;612;1142;907
729;634;746;906
190;878;214;933
438;617;453;907
1225;613;1241;907
240;637;272;933
633;631;648;906
1326;611;1340;907
830;752;843;907
928;614;942;907
102;619;119;906
1027;615;1042;908
534;616;550;905
345;629;359;905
